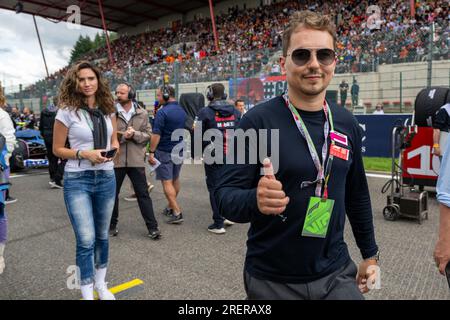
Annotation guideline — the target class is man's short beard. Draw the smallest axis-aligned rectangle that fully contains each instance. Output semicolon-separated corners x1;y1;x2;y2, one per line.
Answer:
300;86;327;96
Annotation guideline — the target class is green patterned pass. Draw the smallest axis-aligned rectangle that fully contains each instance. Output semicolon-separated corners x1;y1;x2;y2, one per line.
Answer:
301;197;334;238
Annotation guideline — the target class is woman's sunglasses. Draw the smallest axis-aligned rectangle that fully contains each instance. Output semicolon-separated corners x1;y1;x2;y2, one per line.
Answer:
287;48;336;66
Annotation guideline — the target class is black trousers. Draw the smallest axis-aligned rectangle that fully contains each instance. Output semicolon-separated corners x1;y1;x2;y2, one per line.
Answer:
45;141;64;183
110;167;158;231
204;164;225;227
340;94;347;108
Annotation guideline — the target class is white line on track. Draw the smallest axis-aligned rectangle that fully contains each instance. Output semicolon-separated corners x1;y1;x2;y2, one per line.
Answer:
10;174;26;179
366;173;392;179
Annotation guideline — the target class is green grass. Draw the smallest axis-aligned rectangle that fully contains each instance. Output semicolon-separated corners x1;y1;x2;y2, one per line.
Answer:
363;157;392;173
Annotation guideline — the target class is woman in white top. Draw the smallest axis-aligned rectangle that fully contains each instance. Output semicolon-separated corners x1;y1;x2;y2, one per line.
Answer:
0;87;16;275
53;61;119;300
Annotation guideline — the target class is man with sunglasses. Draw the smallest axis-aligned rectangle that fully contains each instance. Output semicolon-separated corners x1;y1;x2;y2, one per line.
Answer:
215;11;379;300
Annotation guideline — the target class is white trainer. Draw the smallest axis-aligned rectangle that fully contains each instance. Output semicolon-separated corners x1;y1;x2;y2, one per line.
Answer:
208;225;226;234
224;219;235;226
95;283;116;300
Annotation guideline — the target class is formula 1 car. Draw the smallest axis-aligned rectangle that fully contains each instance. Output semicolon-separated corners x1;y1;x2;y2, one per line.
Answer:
10;129;48;172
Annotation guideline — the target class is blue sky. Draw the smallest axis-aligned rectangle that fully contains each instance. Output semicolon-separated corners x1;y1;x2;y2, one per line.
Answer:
0;9;101;92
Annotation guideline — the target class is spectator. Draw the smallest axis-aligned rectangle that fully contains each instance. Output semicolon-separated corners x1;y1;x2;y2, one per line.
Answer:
21;107;36;129
373;103;385;114
53;61;119;300
13;0;450;96
351;79;359;107
39;96;65;189
234;99;246;115
339;80;349;107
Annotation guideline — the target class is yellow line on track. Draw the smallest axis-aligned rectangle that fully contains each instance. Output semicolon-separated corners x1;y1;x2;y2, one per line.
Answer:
108;278;144;295
81;278;144;300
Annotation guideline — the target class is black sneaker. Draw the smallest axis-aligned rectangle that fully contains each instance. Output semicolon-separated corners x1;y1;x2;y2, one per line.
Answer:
109;225;119;237
161;207;173;217
148;228;161;240
166;213;184;224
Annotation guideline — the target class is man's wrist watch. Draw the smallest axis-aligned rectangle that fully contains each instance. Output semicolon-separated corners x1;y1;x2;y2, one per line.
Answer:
365;250;380;262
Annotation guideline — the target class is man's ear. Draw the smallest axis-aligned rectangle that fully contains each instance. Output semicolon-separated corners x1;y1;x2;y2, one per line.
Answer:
280;56;287;75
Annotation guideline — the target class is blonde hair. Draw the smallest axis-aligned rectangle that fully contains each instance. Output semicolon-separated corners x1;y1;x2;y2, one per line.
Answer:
0;85;6;107
58;61;115;114
282;10;337;57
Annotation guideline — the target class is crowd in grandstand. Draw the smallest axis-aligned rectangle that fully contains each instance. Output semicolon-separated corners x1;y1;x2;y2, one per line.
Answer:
16;0;450;98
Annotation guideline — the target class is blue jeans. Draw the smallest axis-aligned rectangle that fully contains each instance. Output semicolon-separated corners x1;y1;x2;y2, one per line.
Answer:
63;170;116;285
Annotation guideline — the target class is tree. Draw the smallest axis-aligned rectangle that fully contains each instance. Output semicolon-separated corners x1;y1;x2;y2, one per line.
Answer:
69;35;93;64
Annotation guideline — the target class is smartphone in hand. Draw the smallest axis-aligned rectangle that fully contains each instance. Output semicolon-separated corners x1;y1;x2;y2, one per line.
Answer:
101;148;118;159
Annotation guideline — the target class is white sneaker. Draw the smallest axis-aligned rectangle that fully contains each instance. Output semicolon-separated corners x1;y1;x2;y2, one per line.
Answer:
208;224;226;234
95;282;116;300
49;181;63;189
123;194;137;202
224;219;235;227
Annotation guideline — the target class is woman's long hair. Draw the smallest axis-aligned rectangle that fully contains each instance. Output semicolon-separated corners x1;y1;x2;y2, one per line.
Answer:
58;61;115;114
0;85;6;107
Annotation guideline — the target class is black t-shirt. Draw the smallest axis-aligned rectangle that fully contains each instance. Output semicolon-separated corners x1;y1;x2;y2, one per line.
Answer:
433;104;450;132
215;96;378;283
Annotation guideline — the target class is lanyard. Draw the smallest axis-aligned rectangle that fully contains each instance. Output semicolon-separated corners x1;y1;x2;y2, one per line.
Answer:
282;93;335;199
81;109;94;132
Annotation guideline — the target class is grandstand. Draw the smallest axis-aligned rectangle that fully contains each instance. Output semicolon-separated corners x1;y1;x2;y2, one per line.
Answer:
2;0;449;113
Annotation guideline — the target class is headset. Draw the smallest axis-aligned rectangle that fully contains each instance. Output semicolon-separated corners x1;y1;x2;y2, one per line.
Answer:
124;82;136;101
162;85;170;102
206;85;227;102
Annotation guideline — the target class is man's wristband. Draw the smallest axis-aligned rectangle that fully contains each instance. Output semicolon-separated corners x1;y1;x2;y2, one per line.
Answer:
76;150;82;160
149;150;155;154
433;143;440;148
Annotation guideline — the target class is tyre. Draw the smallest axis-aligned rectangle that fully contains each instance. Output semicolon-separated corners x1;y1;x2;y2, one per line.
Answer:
383;204;400;221
414;87;449;127
10;139;29;172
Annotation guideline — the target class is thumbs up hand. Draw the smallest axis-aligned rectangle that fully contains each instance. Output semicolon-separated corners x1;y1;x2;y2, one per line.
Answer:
256;158;290;215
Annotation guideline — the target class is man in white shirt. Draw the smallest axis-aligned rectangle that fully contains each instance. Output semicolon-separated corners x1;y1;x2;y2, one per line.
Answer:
110;84;160;240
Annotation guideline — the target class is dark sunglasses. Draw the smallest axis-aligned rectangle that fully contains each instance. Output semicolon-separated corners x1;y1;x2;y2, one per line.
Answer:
287;48;336;66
